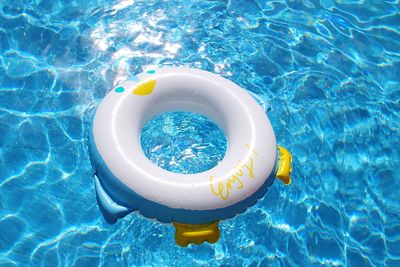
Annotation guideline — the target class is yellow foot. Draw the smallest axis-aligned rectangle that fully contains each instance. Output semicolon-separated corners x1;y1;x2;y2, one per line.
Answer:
276;145;293;185
173;221;220;247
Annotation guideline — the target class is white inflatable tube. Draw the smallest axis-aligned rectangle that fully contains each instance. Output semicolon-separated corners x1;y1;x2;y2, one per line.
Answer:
92;67;277;211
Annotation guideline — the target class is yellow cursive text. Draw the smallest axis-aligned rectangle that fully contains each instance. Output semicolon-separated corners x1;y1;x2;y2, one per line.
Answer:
209;144;257;201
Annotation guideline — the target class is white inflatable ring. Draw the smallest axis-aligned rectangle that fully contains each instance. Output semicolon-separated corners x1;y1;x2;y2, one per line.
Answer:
90;67;278;224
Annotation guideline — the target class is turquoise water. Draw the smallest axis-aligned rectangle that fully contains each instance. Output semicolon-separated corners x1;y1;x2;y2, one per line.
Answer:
141;112;228;174
1;0;399;266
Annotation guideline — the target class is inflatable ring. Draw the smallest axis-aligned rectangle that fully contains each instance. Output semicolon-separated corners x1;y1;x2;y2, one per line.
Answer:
89;67;292;246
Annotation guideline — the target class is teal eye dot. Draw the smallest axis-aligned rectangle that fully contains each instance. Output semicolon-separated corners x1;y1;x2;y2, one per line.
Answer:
115;87;125;93
147;70;156;74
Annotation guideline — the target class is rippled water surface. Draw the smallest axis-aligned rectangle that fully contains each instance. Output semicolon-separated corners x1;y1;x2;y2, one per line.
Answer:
1;0;399;266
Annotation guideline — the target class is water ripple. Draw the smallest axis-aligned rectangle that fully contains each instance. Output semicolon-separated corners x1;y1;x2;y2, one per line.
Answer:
0;0;399;266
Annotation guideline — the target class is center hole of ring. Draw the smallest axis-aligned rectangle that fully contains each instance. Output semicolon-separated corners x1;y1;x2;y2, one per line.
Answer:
140;112;228;174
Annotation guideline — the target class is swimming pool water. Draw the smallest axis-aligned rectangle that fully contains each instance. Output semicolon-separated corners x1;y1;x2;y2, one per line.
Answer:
141;112;228;174
0;0;399;266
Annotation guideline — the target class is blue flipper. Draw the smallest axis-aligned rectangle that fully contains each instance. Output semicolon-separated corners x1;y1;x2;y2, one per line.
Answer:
94;175;133;224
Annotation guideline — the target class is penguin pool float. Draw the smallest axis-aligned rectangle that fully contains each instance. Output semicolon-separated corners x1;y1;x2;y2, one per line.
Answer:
88;67;292;246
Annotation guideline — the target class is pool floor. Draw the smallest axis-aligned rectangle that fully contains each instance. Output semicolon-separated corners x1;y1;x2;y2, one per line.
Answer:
0;0;399;266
